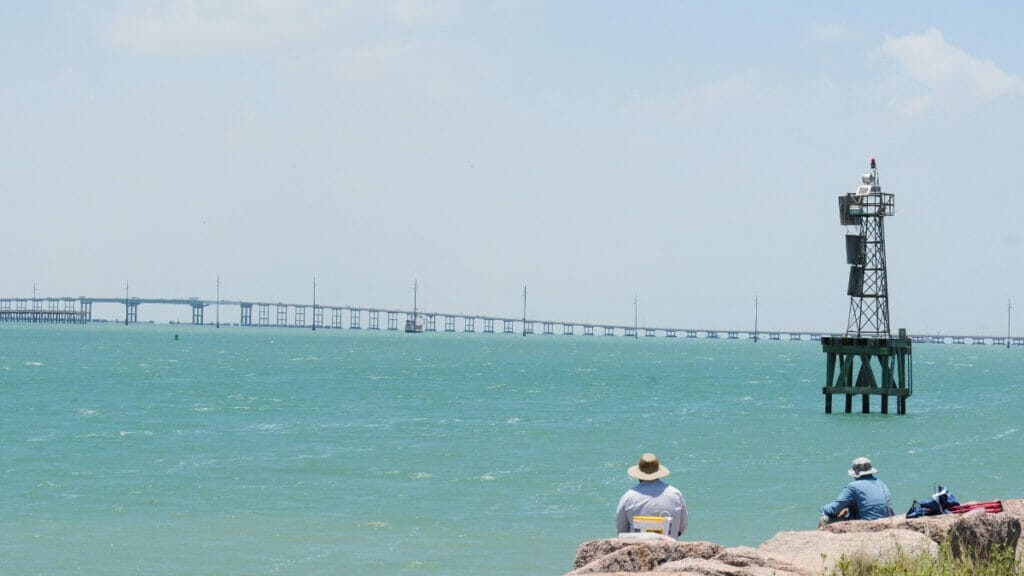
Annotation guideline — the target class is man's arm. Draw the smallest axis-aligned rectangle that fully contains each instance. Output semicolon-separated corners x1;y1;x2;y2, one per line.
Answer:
615;495;631;533
821;484;856;518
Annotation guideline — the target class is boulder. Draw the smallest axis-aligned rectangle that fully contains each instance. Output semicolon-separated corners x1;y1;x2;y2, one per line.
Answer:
948;510;1021;561
660;546;805;576
759;528;937;575
998;499;1024;560
566;500;1024;575
820;505;1021;560
570;539;721;574
569;539;822;575
821;513;958;542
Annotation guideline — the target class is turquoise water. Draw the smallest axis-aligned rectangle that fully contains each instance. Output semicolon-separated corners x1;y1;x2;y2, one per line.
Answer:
2;323;1021;575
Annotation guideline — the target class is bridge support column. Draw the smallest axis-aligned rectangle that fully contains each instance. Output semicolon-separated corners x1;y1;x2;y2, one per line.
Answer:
126;302;139;323
333;308;344;328
444;316;456;332
191;304;205;325
387;311;398;330
348;309;361;329
81;301;92;322
240;303;253;326
276;305;288;326
464;317;475;332
563;324;574;335
258;304;270;326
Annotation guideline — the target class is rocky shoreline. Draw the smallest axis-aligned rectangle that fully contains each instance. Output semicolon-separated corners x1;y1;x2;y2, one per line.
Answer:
566;499;1024;575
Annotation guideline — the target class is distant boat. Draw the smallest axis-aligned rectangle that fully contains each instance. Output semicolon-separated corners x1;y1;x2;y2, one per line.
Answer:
405;280;424;333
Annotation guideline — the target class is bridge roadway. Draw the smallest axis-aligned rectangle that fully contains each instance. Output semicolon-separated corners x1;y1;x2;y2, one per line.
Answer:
1;296;1022;346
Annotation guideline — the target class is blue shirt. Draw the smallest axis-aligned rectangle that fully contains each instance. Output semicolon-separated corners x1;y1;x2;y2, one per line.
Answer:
821;476;893;520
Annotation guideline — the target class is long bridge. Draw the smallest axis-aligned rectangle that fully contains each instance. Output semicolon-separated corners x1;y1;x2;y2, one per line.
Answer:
1;295;1022;346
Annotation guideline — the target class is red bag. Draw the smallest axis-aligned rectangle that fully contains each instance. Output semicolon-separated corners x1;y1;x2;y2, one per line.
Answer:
949;500;1002;514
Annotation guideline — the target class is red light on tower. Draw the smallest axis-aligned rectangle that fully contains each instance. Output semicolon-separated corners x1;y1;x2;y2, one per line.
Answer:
870;158;876;169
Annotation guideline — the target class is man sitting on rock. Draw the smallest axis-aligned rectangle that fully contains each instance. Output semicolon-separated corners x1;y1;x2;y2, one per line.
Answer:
615;453;688;538
820;456;894;527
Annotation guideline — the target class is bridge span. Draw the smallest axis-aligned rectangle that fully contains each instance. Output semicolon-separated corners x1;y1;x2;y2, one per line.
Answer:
1;296;1022;346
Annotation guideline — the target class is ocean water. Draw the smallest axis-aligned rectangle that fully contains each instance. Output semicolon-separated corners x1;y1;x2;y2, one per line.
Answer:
2;323;1020;575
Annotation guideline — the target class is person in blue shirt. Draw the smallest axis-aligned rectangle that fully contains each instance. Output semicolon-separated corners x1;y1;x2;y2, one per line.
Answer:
820;457;893;526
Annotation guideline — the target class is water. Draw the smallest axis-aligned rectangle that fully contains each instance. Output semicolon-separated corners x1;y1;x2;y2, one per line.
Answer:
2;323;1020;575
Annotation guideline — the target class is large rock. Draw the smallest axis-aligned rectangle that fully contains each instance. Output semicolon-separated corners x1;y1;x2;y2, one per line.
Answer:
948;510;1021;561
820;505;1021;561
570;539;722;574
660;546;806;576
569;539;816;575
821;513;958;542
998;499;1024;560
759;529;937;575
567;500;1024;575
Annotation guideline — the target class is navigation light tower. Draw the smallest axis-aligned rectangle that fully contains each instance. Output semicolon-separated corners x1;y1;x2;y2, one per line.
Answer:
822;159;913;414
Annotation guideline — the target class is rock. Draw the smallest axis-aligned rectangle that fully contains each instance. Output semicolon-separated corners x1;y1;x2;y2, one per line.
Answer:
759;529;937;575
948;510;1021;561
661;546;805;576
570;539;722;574
821;513;958;543
998;499;1024;561
567;500;1024;574
820;505;1021;561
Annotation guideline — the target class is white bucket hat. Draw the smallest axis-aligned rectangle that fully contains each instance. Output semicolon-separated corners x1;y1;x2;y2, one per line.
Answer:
848;456;878;479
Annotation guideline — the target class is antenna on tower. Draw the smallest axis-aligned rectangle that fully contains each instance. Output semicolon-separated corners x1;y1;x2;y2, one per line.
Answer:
522;285;527;337
753;295;759;343
634;295;639;340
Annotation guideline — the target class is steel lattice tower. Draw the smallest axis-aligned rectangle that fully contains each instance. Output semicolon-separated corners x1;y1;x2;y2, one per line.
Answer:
822;158;912;415
843;159;893;336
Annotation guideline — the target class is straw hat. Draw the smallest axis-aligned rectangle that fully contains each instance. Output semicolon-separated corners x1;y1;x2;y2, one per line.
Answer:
848;456;878;479
628;453;671;481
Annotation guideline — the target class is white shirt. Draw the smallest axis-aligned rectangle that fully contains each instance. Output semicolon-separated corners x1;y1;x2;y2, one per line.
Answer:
615;479;688;537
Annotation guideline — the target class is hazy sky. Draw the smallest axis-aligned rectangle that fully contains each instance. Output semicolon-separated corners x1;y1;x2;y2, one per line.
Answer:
3;1;1022;334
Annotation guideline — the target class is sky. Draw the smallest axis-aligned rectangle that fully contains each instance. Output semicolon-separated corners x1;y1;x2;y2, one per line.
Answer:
2;1;1023;334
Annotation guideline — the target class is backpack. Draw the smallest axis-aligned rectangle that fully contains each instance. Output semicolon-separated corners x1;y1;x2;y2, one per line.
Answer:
905;486;959;518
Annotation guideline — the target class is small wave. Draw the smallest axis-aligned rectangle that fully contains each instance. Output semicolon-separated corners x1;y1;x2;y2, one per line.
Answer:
993;427;1018;440
23;361;43;367
77;408;97;416
478;474;497;481
410;472;434;480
